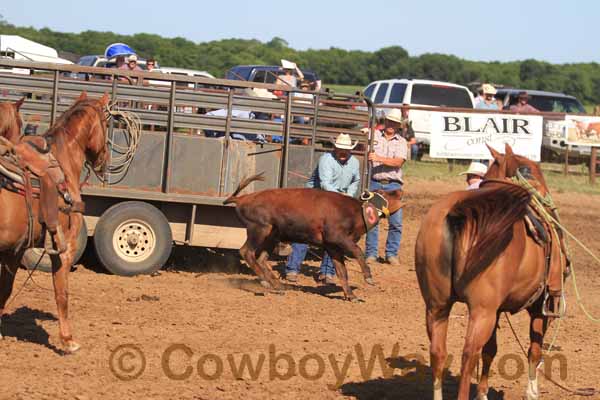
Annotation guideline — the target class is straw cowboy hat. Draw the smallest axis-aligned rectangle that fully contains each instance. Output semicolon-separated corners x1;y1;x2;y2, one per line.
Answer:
331;133;358;150
127;54;138;62
281;59;297;70
385;108;405;123
459;161;488;177
481;84;497;95
244;87;277;99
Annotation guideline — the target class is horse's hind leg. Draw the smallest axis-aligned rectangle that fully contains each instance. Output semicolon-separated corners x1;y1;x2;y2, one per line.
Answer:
427;305;451;400
476;313;500;400
525;313;550;400
457;308;498;400
0;257;20;339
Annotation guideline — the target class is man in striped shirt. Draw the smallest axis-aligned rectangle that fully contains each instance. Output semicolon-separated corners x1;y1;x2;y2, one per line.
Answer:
365;109;408;266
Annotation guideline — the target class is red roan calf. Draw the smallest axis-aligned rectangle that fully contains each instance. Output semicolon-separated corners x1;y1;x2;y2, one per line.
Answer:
224;173;404;301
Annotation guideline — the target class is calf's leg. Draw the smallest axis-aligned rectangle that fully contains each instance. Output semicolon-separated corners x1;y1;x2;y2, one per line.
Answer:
240;225;281;290
326;246;356;301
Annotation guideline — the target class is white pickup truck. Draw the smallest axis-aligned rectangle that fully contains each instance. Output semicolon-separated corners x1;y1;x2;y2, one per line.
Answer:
362;78;475;145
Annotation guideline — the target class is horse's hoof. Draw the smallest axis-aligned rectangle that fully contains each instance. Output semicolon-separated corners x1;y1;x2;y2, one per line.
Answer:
63;340;81;354
365;277;376;286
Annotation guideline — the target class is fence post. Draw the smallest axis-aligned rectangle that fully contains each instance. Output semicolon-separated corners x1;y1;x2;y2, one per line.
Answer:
590;147;597;185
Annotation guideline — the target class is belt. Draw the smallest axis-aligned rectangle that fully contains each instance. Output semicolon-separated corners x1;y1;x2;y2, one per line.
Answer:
375;179;402;185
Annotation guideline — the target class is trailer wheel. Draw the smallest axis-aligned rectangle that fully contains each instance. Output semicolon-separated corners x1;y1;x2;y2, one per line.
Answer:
22;219;88;273
93;201;172;276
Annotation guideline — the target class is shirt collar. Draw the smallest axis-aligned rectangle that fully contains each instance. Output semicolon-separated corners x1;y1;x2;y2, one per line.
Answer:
379;130;401;140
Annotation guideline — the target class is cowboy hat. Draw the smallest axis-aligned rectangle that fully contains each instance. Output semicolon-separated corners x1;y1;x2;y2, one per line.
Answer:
331;133;358;150
385;108;405;124
459;161;488;177
244;87;277;99
481;84;497;95
127;54;138;62
281;59;297;70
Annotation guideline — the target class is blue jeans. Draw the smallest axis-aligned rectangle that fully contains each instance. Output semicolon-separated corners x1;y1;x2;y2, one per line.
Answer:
365;180;403;259
286;243;335;277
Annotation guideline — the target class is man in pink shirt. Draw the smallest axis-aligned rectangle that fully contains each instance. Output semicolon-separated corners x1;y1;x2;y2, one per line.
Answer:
509;91;539;113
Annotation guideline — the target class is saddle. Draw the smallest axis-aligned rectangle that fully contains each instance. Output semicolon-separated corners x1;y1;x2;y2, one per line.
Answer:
0;136;83;254
482;178;568;318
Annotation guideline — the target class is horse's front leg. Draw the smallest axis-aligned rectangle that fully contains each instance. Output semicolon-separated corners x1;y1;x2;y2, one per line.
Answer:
51;216;81;353
0;257;20;339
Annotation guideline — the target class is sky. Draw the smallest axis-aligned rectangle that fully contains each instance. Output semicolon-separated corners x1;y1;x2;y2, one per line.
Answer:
1;0;598;64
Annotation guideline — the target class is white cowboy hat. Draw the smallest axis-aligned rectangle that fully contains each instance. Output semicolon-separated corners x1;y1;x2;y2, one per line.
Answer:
385;108;405;123
281;59;297;70
244;87;277;99
331;133;358;150
127;54;138;62
481;83;497;95
459;161;488;177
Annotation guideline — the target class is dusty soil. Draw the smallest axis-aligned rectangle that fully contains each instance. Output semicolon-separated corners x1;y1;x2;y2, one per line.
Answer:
1;179;600;400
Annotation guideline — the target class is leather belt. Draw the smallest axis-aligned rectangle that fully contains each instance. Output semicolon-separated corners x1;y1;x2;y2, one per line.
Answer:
376;179;401;185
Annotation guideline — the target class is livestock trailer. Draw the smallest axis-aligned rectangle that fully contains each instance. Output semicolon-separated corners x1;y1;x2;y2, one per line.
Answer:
0;59;373;275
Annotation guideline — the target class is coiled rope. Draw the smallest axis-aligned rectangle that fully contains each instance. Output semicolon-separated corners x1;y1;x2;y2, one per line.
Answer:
88;103;141;183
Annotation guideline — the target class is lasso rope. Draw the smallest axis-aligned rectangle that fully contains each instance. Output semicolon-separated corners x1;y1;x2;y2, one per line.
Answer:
512;170;600;323
94;103;141;181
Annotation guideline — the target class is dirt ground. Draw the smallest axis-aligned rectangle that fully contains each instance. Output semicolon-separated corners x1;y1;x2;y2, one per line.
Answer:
1;178;600;400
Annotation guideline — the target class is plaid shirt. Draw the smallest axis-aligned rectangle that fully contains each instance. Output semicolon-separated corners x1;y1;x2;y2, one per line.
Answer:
371;130;407;183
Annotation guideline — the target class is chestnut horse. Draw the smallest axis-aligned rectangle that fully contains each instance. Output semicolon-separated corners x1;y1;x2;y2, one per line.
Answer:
0;92;109;353
0;97;25;143
415;144;565;400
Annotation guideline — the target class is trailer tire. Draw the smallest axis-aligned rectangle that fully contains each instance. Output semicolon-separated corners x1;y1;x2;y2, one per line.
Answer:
22;219;88;273
93;201;172;276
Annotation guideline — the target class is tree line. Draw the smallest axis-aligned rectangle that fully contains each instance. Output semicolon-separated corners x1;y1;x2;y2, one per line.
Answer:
2;18;600;104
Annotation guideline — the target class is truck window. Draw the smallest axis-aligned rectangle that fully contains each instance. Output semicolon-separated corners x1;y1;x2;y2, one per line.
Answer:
529;96;585;113
388;83;407;103
411;84;472;108
364;84;376;100
374;83;389;104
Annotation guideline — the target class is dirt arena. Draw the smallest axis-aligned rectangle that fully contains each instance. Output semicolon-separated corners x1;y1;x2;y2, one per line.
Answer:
1;178;599;400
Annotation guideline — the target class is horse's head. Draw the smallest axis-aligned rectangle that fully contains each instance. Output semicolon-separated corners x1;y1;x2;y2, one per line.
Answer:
85;92;110;173
485;143;549;195
0;97;25;143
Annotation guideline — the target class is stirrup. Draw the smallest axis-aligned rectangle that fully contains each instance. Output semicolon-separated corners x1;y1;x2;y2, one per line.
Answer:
542;291;566;318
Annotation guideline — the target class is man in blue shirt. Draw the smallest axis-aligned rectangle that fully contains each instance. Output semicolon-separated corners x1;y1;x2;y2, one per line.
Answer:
285;133;361;284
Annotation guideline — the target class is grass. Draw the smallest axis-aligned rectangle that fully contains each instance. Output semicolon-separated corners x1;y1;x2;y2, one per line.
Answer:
324;84;364;95
403;158;600;195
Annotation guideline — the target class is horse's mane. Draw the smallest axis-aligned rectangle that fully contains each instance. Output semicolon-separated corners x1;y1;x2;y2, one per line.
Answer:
44;99;102;139
448;182;531;288
0;102;19;133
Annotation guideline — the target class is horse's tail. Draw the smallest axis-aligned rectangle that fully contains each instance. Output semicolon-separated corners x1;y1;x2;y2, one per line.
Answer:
223;172;265;205
448;183;531;288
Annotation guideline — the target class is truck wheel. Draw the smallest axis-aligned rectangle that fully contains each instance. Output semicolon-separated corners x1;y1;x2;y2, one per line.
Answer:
93;201;172;276
22;219;88;273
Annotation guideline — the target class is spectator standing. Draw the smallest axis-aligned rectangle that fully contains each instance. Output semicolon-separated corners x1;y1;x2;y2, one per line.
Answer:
365;109;407;266
475;84;499;110
285;133;361;284
119;54;142;72
459;161;488;190
509;91;539;113
146;58;157;72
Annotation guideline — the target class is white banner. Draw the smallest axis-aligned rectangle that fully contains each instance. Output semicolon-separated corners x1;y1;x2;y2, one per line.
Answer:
429;112;544;161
